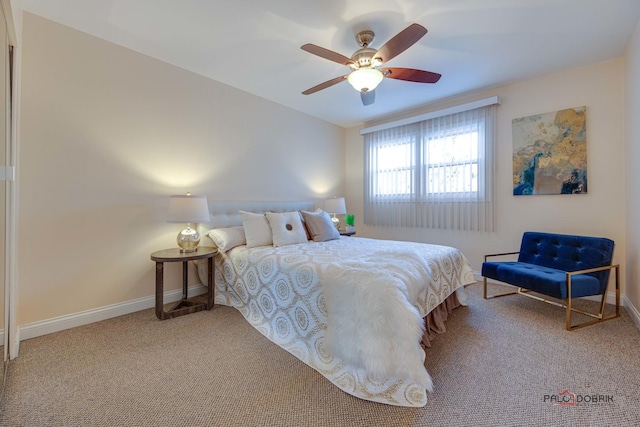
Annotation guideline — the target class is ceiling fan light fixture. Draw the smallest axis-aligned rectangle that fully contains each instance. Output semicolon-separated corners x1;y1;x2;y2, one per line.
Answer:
347;68;384;92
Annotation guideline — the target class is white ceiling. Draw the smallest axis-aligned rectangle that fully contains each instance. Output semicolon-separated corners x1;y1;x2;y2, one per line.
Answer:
22;0;640;128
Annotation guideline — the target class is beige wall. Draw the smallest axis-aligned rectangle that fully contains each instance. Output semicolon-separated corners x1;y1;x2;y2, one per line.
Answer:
18;14;344;325
16;11;640;331
625;20;640;315
346;59;627;296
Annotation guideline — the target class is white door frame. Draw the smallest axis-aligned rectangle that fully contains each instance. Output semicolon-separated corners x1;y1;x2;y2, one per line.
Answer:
1;0;20;360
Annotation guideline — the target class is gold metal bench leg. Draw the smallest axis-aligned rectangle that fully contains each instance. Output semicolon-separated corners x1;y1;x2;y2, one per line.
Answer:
483;277;518;299
566;278;572;331
566;265;621;330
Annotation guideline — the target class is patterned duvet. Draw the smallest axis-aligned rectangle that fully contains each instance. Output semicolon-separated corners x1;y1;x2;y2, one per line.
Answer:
198;236;475;407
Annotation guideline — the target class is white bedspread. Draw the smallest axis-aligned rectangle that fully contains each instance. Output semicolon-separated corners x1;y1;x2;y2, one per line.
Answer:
200;237;475;407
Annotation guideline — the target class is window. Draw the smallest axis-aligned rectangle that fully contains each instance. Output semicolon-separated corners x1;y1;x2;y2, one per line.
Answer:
375;139;414;196
363;99;497;231
426;130;479;195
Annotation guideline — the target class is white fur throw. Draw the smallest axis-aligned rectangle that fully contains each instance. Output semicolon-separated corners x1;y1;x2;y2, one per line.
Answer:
323;248;436;391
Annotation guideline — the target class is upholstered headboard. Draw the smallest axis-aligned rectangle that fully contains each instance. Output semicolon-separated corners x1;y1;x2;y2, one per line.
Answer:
207;201;316;229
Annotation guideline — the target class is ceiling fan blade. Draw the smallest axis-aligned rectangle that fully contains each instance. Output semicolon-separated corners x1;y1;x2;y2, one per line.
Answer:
373;23;428;64
302;75;349;95
381;67;441;83
361;90;375;106
301;44;355;67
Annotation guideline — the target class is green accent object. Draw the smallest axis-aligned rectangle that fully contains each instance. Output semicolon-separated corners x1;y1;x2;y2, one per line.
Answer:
345;214;355;226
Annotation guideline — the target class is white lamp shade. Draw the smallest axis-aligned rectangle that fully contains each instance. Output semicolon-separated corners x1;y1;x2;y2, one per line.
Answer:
167;194;210;223
347;68;384;92
325;197;347;214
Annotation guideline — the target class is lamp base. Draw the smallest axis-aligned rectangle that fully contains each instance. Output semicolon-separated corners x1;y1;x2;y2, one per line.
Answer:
177;225;200;253
331;215;340;231
179;248;198;254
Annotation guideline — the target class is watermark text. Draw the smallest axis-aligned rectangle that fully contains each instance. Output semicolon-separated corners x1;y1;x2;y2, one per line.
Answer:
543;390;614;407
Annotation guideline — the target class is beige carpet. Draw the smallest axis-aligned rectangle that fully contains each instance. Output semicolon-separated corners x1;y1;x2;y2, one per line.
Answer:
1;283;639;426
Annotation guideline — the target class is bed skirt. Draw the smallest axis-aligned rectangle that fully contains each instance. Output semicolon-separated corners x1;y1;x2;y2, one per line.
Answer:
421;291;462;348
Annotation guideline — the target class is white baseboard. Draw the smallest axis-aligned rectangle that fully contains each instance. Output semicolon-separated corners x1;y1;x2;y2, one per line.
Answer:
624;295;640;330
19;285;208;342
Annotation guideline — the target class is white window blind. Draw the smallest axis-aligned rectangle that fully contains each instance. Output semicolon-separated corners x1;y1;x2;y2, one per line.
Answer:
363;99;497;231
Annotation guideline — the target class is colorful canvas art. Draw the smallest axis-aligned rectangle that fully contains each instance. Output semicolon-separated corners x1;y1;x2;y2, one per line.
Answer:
512;106;587;196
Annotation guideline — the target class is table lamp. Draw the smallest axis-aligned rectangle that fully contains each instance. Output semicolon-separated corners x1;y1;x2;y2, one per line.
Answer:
324;196;347;231
167;193;210;253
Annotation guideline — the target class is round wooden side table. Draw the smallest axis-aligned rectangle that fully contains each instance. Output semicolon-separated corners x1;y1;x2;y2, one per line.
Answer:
150;246;217;320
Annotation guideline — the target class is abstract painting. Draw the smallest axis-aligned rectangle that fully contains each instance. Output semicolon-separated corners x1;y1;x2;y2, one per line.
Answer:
512;106;587;196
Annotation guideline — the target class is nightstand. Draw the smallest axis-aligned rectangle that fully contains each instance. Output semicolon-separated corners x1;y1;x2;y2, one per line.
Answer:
150;246;217;320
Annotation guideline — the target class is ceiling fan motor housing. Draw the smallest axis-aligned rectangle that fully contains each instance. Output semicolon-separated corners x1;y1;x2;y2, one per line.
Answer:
350;47;377;69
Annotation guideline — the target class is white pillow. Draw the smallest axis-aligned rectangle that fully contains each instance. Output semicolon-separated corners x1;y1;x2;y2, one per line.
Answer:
239;211;273;248
207;226;246;252
265;211;308;247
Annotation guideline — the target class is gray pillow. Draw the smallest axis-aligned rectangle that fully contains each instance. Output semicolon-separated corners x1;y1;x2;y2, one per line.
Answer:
300;210;340;242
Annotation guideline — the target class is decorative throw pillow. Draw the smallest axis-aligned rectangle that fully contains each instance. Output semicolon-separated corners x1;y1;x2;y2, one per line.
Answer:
265;211;308;247
300;210;340;242
239;211;273;248
207;226;246;252
299;208;321;241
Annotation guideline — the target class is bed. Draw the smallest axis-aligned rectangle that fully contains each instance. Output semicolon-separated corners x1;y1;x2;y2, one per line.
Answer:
196;201;476;407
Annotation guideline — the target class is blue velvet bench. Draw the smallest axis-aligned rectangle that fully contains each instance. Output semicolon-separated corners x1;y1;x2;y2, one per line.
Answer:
481;231;620;330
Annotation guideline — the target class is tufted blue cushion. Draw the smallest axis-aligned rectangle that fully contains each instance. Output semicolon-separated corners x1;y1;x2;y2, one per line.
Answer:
482;232;614;299
482;261;601;299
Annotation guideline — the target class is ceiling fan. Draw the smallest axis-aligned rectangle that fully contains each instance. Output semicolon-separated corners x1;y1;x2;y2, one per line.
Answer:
300;23;441;106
